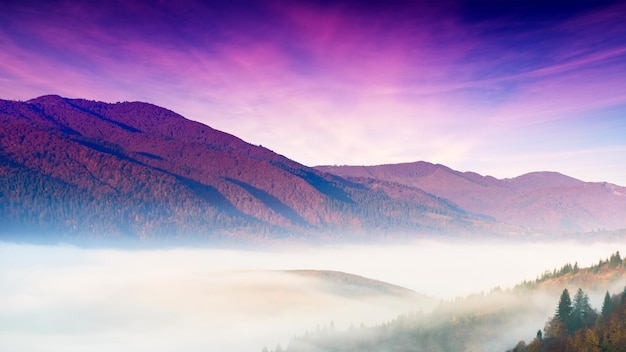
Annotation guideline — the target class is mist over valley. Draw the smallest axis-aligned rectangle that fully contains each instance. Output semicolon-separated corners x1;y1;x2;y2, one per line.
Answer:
2;240;626;351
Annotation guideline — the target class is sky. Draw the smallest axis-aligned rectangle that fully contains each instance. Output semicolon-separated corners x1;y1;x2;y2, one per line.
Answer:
1;0;626;185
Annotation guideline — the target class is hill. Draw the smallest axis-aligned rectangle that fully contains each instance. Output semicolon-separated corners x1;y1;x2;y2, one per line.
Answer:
3;95;625;241
0;95;487;242
284;270;429;300
276;253;626;352
316;162;626;232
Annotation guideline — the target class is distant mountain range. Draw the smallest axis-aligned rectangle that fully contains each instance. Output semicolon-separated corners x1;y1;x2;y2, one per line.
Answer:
316;163;626;233
1;95;625;241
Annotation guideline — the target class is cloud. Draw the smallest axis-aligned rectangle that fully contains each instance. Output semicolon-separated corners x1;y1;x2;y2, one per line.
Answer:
2;240;626;351
1;0;626;183
0;243;433;352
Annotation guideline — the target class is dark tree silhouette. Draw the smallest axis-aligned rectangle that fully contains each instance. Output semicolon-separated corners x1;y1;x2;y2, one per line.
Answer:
601;291;614;318
555;288;572;327
571;288;596;330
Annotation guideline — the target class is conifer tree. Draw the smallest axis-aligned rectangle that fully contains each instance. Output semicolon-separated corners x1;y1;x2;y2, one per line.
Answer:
601;291;614;318
571;288;595;330
609;251;622;268
555;288;572;325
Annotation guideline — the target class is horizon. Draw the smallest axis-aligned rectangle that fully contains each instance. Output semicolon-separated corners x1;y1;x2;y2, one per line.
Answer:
4;93;624;187
1;0;626;185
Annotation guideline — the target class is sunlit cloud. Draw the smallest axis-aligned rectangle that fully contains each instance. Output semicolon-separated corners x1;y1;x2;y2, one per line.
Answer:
1;0;626;184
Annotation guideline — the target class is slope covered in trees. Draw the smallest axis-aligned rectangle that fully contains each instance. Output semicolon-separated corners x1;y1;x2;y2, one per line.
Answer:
267;252;626;352
316;162;626;232
1;95;495;242
3;95;626;241
508;286;626;351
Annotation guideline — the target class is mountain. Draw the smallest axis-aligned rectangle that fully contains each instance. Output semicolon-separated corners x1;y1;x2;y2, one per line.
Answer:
315;162;626;232
3;95;624;241
0;95;486;241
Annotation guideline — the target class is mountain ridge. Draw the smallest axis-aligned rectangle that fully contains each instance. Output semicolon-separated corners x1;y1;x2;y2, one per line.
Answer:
1;95;490;241
315;162;626;233
2;95;626;241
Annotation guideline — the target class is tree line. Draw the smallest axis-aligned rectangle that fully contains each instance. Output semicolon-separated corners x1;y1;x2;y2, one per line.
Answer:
509;284;626;351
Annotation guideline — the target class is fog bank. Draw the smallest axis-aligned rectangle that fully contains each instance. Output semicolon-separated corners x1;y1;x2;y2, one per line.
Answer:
1;239;625;351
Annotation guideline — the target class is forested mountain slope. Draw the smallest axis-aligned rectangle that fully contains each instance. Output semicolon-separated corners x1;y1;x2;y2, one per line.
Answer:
1;96;487;241
3;95;624;241
316;162;626;232
272;253;626;352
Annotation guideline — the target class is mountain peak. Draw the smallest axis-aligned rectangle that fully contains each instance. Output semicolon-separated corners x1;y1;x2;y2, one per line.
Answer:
27;94;67;105
507;171;582;189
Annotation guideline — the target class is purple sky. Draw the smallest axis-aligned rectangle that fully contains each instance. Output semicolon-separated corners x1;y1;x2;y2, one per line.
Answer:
2;0;626;185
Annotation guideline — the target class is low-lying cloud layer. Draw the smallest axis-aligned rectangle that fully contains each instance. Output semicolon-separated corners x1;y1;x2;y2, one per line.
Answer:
1;240;625;351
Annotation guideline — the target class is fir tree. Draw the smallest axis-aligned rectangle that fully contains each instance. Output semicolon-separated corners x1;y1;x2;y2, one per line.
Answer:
601;291;614;318
555;288;572;325
609;251;622;268
571;288;595;330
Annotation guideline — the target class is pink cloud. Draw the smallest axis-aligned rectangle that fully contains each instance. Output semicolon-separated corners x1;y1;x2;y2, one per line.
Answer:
1;0;626;184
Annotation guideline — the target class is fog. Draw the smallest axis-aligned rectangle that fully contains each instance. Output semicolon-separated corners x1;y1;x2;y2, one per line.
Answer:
1;239;625;351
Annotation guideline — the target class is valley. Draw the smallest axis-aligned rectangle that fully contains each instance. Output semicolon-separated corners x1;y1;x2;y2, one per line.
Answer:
2;241;626;352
